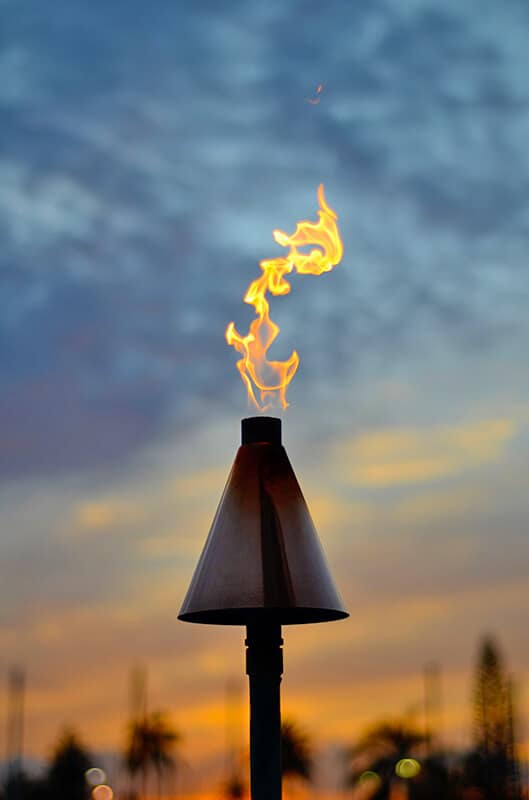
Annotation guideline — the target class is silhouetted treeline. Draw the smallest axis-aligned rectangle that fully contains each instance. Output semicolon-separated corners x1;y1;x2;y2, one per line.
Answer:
2;708;181;800
2;635;526;800
3;730;91;800
346;635;526;799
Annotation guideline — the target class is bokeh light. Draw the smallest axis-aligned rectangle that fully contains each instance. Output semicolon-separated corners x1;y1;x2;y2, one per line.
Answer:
85;768;106;787
358;769;381;785
92;785;114;800
395;758;421;779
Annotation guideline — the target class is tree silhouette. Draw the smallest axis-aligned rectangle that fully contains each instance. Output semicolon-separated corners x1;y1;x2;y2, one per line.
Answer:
223;773;246;799
346;719;426;800
124;711;180;798
46;729;92;800
474;637;508;757
280;719;313;783
466;636;522;800
3;771;48;800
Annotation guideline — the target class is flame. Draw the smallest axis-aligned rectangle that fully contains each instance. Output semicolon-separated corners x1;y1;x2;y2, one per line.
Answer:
226;184;343;411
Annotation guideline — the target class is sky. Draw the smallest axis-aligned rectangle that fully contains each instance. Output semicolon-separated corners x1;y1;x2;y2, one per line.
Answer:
1;0;529;795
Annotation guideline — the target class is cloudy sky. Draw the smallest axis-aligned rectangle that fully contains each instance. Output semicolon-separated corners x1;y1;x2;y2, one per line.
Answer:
1;0;528;795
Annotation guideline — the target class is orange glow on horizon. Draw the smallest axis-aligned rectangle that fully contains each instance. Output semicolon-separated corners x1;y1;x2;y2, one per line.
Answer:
226;184;343;411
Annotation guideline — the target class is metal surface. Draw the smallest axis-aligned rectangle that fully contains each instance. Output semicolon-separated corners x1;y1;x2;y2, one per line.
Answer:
246;622;283;800
178;417;348;625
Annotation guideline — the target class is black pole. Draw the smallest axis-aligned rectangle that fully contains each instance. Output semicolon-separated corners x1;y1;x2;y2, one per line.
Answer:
245;622;283;800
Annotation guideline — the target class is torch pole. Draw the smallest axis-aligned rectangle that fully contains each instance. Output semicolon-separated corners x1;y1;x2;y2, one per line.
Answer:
245;622;283;800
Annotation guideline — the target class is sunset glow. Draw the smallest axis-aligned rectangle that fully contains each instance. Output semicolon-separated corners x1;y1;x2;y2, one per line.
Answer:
2;0;529;797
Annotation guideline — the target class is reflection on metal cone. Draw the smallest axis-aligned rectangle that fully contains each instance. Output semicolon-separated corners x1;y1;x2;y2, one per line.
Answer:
178;417;348;625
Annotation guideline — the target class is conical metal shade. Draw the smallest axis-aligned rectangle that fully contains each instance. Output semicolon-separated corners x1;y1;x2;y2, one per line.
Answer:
178;417;348;625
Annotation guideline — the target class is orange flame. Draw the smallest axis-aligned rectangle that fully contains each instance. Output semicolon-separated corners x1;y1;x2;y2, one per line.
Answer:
226;184;343;411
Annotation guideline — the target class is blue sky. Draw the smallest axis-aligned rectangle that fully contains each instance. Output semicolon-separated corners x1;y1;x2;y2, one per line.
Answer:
1;0;529;793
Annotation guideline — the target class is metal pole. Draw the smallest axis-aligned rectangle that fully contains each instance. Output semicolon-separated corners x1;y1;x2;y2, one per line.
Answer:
245;622;283;800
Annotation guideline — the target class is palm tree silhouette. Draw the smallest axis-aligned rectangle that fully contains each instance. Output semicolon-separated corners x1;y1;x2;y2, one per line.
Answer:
346;719;426;799
281;719;314;786
125;711;180;799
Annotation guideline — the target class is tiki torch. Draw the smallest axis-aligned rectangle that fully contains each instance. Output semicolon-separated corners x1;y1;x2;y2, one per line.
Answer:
178;415;347;799
178;186;348;800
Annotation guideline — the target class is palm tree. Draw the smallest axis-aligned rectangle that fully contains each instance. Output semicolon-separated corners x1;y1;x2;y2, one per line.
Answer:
346;719;426;799
281;719;314;785
125;711;180;799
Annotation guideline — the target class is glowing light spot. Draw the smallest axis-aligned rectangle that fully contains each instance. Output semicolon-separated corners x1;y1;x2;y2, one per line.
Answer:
359;770;381;785
395;758;421;779
92;785;114;800
85;768;106;787
306;82;325;104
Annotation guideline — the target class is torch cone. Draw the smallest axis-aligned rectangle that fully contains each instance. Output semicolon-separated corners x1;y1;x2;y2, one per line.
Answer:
178;417;347;626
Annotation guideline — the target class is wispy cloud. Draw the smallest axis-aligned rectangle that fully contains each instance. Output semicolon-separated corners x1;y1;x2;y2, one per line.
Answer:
334;418;515;487
1;0;529;481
